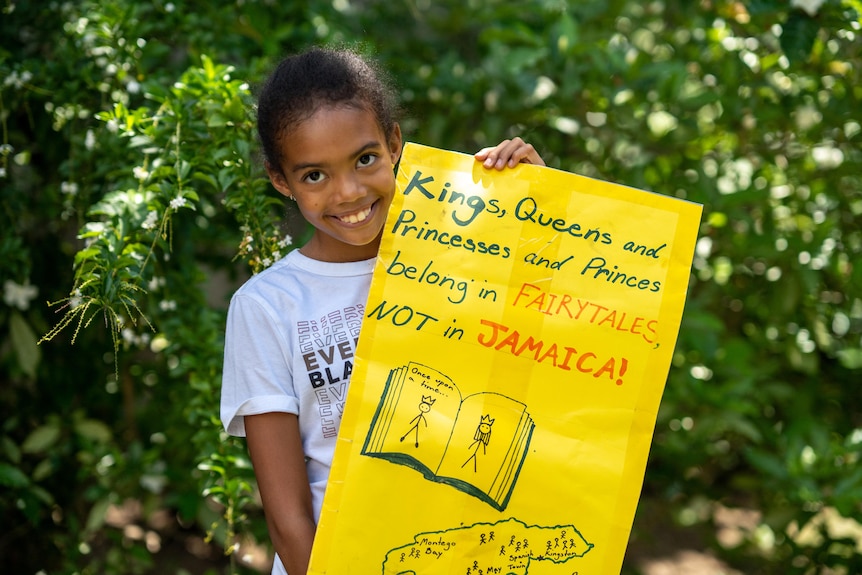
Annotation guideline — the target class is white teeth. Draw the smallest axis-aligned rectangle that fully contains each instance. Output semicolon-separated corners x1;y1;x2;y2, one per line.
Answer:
339;206;372;224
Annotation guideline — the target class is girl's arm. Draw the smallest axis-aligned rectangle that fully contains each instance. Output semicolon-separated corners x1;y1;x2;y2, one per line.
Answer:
474;137;545;169
245;412;316;574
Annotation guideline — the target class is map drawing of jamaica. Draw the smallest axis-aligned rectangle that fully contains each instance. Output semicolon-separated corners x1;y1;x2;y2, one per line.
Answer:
362;362;535;511
382;517;594;575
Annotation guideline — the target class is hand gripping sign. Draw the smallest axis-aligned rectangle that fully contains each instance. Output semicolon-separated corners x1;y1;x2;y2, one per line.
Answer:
309;143;703;575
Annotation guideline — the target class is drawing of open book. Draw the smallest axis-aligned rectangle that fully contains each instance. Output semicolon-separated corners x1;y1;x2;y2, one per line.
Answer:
362;362;535;511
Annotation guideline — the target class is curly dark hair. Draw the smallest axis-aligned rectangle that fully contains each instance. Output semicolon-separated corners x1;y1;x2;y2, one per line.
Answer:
256;46;401;172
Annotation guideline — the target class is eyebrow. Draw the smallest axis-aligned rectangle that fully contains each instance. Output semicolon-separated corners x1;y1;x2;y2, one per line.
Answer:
290;140;384;174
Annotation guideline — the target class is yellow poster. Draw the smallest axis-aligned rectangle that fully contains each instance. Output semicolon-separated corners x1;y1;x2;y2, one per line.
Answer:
309;143;703;575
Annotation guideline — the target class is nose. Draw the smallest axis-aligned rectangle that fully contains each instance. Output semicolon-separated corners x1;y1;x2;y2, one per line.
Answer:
334;172;365;203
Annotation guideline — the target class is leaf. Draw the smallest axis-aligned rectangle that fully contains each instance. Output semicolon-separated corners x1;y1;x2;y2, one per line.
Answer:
74;419;112;444
780;11;819;65
9;311;41;378
128;135;155;148
832;466;862;500
32;458;54;482
143;81;169;101
707;211;728;228
207;113;228;128
21;423;61;454
217;168;236;192
836;348;862;369
202;485;225;497
178;159;191;180
0;462;30;488
1;436;21;464
192;172;218;189
28;485;54;506
84;497;112;535
552;12;579;56
202;53;215;80
745;447;789;480
746;0;783;16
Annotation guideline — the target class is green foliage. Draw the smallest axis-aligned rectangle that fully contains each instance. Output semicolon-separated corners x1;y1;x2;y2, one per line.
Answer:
1;0;860;573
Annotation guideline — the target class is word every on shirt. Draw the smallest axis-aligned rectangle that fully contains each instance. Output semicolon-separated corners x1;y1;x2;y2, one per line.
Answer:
302;338;357;388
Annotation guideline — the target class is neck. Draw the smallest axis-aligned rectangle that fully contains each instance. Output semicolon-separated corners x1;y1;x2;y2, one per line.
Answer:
299;235;381;262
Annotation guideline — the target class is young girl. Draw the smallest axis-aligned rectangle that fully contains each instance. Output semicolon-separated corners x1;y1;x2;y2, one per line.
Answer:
220;46;544;575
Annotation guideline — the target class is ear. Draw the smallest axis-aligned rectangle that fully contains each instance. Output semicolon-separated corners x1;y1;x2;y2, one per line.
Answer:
265;161;293;199
388;123;403;166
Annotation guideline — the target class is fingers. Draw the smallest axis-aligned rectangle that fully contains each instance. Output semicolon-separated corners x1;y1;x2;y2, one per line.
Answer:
474;137;546;170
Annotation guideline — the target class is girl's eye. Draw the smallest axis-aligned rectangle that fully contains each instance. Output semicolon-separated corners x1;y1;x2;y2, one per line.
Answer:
303;170;326;184
357;153;377;168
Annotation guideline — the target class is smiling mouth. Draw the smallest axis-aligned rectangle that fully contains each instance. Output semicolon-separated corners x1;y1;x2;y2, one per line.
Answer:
336;205;373;224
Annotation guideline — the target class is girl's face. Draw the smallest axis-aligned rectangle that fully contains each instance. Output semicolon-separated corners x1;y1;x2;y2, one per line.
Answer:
267;104;402;262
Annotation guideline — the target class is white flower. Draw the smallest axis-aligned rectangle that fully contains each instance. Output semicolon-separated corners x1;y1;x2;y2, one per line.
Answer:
531;76;556;102
791;0;825;16
277;234;293;248
140;474;167;494
60;181;79;195
4;71;31;89
133;166;149;180
812;145;844;169
0;167;6;178
551;116;579;136
141;210;159;230
84;129;96;150
3;279;39;310
647;110;678;137
159;300;177;311
261;257;272;267
169;196;186;210
70;289;83;309
0;144;13;156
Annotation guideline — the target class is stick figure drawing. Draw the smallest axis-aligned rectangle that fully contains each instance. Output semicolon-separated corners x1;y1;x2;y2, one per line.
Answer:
462;414;495;472
362;363;535;510
400;395;436;447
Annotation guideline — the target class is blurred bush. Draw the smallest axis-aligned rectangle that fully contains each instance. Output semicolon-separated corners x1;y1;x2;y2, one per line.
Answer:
1;0;859;573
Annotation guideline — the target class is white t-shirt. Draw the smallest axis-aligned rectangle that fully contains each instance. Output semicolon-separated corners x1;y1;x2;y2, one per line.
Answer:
220;249;374;574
